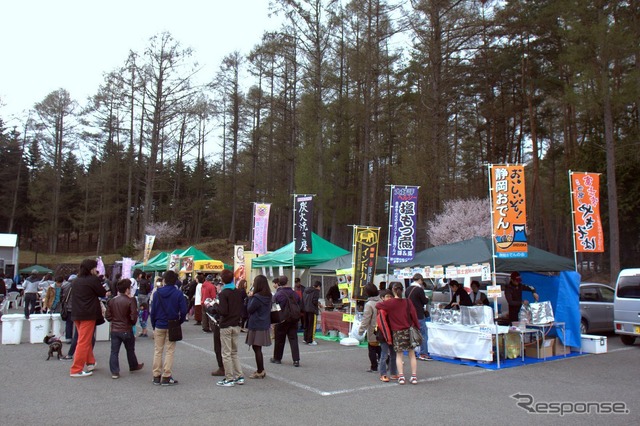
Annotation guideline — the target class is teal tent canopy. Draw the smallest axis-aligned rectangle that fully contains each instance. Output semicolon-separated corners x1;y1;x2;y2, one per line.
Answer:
252;233;349;268
394;237;574;272
176;246;213;261
19;264;53;274
133;252;170;272
310;254;389;275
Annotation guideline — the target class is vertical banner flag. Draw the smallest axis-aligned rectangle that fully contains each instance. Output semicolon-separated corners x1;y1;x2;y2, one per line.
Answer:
295;195;313;254
234;245;246;281
388;186;419;264
168;254;180;272
181;256;194;273
352;227;380;300
571;172;604;252
96;256;106;276
143;234;156;265
252;203;271;255
490;164;528;258
121;257;135;279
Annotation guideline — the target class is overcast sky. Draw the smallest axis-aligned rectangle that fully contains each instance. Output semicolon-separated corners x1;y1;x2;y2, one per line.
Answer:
0;0;282;126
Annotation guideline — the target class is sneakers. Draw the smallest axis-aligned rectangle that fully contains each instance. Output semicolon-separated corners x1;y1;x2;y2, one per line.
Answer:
410;375;418;385
366;368;378;373
152;376;161;385
70;371;93;378
161;376;178;386
380;375;390;382
249;371;266;379
307;341;318;346
293;361;300;367
61;355;73;361
418;354;433;361
112;373;120;379
270;358;281;364
216;378;235;387
398;375;406;385
130;363;144;372
86;363;96;372
234;376;245;385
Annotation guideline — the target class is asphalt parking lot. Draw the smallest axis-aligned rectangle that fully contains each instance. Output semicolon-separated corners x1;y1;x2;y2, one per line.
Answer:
0;310;638;426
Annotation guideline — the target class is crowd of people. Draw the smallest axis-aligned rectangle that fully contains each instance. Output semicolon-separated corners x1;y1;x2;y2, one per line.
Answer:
1;259;543;388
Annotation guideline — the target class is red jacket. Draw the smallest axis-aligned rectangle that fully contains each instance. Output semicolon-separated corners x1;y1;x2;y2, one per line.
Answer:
375;298;420;331
201;281;217;302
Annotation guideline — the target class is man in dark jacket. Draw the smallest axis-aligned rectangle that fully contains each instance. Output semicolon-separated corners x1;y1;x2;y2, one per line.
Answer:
505;271;538;323
215;269;245;387
105;279;144;379
302;281;322;345
150;270;187;386
406;274;432;361
271;275;302;367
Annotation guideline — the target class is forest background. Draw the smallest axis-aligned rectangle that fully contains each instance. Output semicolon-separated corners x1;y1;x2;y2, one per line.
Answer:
0;0;637;282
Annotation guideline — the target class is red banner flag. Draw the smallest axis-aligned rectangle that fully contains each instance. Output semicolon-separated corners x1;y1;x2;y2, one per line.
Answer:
571;172;604;252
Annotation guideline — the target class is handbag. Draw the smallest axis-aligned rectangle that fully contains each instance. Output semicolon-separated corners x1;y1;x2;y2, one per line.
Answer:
167;319;182;342
270;300;282;324
406;299;423;348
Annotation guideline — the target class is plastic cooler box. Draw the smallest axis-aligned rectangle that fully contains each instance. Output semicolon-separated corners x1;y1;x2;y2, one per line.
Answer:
29;314;52;343
578;334;607;354
2;314;26;344
95;321;110;341
50;313;64;337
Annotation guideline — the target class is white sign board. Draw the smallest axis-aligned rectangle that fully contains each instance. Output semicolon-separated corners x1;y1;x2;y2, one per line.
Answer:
487;285;502;299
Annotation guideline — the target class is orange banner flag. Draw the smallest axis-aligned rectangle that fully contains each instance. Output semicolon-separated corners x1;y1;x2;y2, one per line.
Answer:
490;164;528;258
571;172;604;252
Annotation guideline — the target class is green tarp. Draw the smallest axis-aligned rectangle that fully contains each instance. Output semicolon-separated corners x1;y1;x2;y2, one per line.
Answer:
134;252;170;272
176;246;213;261
310;254;389;275
252;233;349;268
395;237;575;272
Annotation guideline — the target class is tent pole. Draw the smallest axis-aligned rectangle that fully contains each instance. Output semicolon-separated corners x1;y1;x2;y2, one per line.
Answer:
385;185;395;284
488;164;500;368
568;171;579;272
292;194;296;281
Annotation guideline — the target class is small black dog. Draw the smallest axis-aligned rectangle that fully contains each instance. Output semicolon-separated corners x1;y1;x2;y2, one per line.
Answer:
43;334;64;360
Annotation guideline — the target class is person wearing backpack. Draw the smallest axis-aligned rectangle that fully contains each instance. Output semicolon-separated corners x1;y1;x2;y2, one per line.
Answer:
270;275;302;367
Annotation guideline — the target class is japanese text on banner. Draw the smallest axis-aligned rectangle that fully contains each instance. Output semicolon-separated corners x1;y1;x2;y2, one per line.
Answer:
295;195;313;254
388;186;418;264
352;227;380;300
252;203;271;255
571;172;604;252
490;165;528;258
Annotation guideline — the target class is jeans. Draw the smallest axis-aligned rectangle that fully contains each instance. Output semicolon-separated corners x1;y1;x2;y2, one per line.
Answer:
273;320;300;362
368;343;381;370
220;326;243;381
109;331;139;374
379;342;398;377
65;316;74;340
415;318;429;356
23;293;38;318
152;328;176;378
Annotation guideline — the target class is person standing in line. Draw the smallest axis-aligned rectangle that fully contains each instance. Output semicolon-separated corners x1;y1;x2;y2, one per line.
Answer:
105;279;144;379
150;270;187;386
43;276;64;313
60;274;76;348
270;275;302;367
137;273;151;307
194;276;205;329
215;269;245;387
22;270;40;319
237;279;249;332
376;289;398;382
201;274;216;333
69;259;106;377
294;277;306;331
302;281;322;345
359;283;382;372
376;282;420;385
208;279;225;377
406;274;432;361
245;275;272;379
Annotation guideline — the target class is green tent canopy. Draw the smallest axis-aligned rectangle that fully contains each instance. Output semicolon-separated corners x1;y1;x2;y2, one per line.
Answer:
394;237;574;272
310;254;389;275
19;264;53;274
252;233;349;268
133;251;170;272
177;246;213;261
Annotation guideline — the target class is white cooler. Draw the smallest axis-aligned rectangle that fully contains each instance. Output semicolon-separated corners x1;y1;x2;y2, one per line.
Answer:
2;314;25;344
578;334;607;354
50;313;64;337
29;314;52;343
95;321;110;341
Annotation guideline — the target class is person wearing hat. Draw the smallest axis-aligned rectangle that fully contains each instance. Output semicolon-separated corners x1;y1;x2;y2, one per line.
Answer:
444;280;472;309
505;272;538;324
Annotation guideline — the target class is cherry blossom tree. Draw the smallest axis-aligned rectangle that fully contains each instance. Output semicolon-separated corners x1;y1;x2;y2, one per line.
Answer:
427;197;491;246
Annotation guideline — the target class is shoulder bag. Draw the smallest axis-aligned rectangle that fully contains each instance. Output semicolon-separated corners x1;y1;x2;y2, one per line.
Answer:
406;299;423;348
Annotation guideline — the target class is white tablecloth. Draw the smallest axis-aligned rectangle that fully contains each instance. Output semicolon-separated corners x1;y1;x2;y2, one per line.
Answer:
427;323;509;362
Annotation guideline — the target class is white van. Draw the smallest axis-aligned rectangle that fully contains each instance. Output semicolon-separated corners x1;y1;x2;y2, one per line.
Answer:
613;268;640;345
